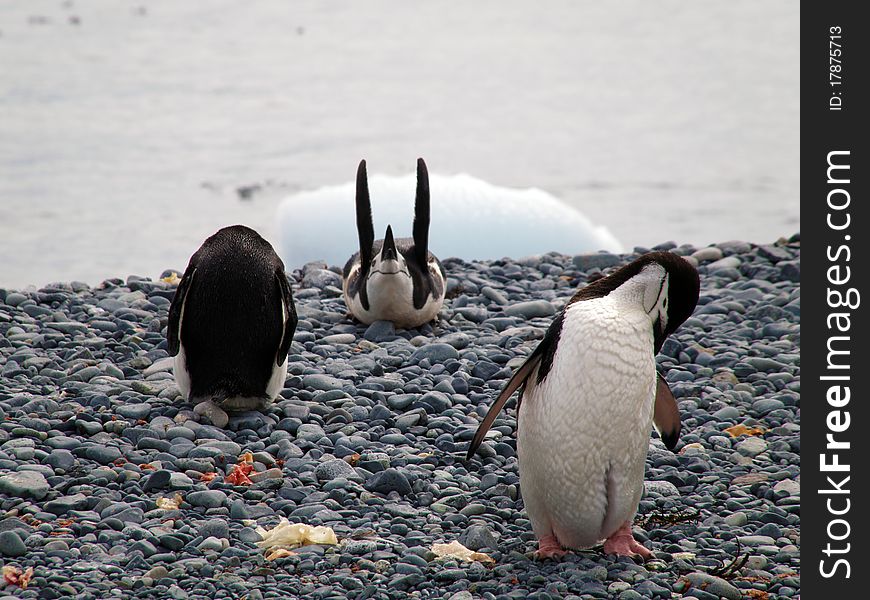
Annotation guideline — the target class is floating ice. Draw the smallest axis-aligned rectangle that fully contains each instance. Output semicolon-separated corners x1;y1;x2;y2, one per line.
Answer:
276;171;622;269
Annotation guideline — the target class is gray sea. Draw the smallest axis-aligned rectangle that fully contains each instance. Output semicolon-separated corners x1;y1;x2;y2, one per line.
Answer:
0;0;799;288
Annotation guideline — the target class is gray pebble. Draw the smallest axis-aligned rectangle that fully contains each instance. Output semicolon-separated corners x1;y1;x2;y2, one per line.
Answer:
0;470;50;499
502;299;555;319
365;468;412;496
573;252;621;270
410;343;460;364
0;530;27;557
315;458;359;482
187;490;228;509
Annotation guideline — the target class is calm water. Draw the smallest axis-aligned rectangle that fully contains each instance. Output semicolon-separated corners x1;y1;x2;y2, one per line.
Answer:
0;1;799;288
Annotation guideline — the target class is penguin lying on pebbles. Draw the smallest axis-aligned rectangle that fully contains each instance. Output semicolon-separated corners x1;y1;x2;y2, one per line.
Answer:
342;158;446;329
167;225;298;428
467;252;699;559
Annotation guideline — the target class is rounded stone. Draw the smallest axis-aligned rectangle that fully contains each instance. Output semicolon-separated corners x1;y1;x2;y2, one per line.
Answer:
364;468;412;496
0;530;27;557
315;458;358;482
0;471;50;500
735;437;768;457
187;490;228;509
410;344;460;365
502;300;556;319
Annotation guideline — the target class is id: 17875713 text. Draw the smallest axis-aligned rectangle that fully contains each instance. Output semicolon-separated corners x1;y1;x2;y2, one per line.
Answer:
829;26;843;111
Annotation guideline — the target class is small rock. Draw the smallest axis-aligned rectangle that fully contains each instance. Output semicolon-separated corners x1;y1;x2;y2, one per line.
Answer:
198;519;230;539
365;468;412;496
0;471;50;499
773;479;800;496
735;437;768;457
643;480;680;497
691;247;724;262
186;490;228;509
573;252;621;271
707;256;741;271
315;459;358;482
459;524;498;551
502;300;555;319
296;423;327;442
302;269;342;290
410;344;460;364
142;469;172;492
0;530;27;557
364;320;396;342
413;391;451;414
681;572;741;600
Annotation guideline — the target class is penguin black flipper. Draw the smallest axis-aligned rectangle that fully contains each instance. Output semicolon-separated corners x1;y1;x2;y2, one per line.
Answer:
653;373;681;451
167;267;196;357
353;159;374;311
466;306;564;459
466;350;543;460
275;272;298;366
412;158;430;271
411;158;438;311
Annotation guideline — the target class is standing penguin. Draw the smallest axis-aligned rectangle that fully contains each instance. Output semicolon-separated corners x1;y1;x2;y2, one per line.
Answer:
167;225;298;428
342;159;446;329
467;252;699;559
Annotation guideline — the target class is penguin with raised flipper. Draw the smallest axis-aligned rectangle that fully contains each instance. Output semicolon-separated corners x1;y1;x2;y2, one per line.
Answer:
167;225;298;428
342;158;446;329
467;252;699;560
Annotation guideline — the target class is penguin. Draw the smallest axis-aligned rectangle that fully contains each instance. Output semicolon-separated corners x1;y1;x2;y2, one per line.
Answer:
167;225;298;428
466;251;699;560
342;158;446;329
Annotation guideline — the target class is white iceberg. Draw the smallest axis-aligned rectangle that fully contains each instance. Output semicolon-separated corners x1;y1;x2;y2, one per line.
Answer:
275;171;622;269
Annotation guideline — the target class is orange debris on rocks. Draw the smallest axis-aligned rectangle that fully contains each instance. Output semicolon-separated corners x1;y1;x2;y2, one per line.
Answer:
2;566;34;590
724;424;766;437
226;452;255;486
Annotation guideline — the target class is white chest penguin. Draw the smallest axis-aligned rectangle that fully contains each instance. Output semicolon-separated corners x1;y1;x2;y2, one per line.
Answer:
167;225;298;428
467;252;699;559
342;159;446;329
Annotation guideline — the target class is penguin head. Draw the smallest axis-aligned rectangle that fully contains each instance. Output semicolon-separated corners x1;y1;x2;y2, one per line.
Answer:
573;251;699;352
639;253;700;351
369;225;410;279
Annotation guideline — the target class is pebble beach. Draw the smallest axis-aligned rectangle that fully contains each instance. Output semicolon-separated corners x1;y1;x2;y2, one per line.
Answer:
0;236;800;599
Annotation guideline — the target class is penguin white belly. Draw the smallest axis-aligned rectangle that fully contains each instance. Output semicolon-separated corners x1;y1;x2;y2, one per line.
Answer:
517;298;656;548
173;346;191;398
344;266;442;328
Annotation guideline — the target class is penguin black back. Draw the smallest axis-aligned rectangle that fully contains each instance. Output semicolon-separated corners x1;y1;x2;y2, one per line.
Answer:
168;225;297;402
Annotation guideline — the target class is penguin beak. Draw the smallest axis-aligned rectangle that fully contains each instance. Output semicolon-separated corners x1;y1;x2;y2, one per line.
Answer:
370;225;406;275
381;225;398;262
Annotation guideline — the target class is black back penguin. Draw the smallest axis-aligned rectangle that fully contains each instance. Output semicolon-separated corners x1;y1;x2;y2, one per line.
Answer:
467;252;699;560
342;158;446;329
167;225;298;428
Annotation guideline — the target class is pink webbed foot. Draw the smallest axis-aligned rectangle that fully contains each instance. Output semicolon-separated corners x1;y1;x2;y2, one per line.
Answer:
603;521;653;560
534;534;569;560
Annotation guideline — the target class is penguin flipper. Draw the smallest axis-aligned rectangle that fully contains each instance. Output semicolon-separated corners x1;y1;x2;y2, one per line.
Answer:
275;273;298;366
412;157;430;270
653;374;681;451
466;351;542;460
167;267;196;356
353;159;374;311
355;159;374;272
